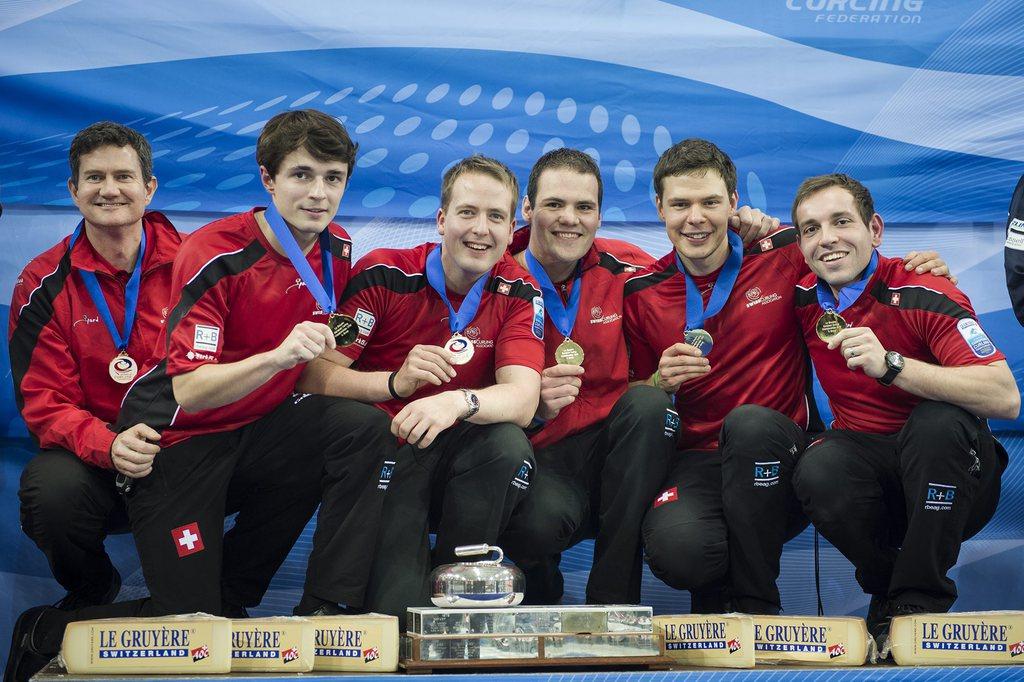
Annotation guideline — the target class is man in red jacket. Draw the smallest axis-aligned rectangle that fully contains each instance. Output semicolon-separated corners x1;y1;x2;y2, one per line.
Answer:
9;122;180;610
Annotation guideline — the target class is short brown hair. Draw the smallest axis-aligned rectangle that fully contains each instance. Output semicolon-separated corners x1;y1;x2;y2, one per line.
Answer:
791;173;874;228
256;109;358;178
441;155;520;217
69;122;153;187
526;148;603;209
653;138;736;198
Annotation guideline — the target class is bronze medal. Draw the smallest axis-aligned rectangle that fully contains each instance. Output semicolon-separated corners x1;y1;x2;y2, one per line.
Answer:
684;328;714;356
815;310;848;342
555;338;585;366
329;313;360;346
108;352;138;384
445;333;475;365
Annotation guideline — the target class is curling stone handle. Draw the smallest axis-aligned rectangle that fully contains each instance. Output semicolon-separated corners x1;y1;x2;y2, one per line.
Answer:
454;543;504;562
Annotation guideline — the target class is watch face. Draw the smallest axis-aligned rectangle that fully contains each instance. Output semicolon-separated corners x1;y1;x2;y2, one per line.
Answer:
887;351;905;370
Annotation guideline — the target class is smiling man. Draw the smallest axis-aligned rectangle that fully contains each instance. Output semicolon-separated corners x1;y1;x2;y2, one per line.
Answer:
9;122;179;616
295;155;544;617
6;110;392;682
791;173;1020;654
497;148;674;606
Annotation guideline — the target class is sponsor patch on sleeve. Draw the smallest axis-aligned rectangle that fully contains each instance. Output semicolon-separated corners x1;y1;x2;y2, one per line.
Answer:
1007;218;1024;252
355;307;376;335
956;318;996;358
193;325;220;352
531;296;545;339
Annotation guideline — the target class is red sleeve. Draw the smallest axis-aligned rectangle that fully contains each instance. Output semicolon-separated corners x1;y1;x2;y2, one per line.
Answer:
165;240;231;377
9;267;116;468
623;289;659;382
903;282;1006;367
495;292;545;373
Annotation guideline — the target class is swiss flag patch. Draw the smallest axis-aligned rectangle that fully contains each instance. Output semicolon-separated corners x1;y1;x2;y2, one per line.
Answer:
172;522;205;557
759;238;774;252
653;487;678;508
890;292;901;306
498;282;511;295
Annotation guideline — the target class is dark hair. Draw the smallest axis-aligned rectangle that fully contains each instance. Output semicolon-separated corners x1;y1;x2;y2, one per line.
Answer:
256;109;358;178
441;155;520;216
652;138;736;198
791;173;875;228
526;148;603;209
69;122;153;187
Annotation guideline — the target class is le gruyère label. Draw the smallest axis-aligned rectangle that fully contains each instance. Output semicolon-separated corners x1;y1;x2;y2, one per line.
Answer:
311;613;399;671
231;617;314;672
654;614;754;668
61;615;231;674
891;611;1024;665
753;615;868;665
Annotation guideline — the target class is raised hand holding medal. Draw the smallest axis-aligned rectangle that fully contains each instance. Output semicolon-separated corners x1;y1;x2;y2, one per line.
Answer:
262;202;356;346
426;245;489;366
70;221;144;384
677;229;745;357
524;248;585;366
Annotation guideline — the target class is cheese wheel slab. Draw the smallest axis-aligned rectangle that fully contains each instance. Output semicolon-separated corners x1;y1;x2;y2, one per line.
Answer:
890;611;1024;666
230;617;314;672
311;612;399;672
61;614;231;674
654;614;754;668
753;615;869;666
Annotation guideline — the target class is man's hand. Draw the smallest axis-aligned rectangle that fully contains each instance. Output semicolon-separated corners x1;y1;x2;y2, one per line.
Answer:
270;321;336;371
391;391;465;449
902;250;957;285
730;206;781;245
827;327;887;378
537;364;585;421
111;424;161;478
653;342;710;392
393;344;457;398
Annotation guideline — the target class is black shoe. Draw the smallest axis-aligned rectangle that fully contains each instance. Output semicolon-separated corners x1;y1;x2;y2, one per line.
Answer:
55;566;121;611
4;606;57;682
221;603;250;619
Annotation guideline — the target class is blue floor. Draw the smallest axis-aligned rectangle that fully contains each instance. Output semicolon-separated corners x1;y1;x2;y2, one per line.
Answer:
4;433;1024;673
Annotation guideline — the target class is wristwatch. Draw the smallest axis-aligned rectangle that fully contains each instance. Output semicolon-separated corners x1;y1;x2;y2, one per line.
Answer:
877;350;905;386
459;389;480;420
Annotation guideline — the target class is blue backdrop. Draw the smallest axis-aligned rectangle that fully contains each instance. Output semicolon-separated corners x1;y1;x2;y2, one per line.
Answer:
1;0;1022;671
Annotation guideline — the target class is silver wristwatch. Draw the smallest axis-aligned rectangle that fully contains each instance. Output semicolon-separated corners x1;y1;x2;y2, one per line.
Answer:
459;389;480;420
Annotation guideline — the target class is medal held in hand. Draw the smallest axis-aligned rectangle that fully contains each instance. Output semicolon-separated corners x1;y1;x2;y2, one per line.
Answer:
815;310;848;342
555;338;585;366
426;245;489;366
70;221;147;385
524;249;585;366
329;313;360;347
445;333;475;365
678;230;744;358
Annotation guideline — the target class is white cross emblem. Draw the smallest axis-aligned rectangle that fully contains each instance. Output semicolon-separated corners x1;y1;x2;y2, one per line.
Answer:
657;490;674;504
178;528;199;551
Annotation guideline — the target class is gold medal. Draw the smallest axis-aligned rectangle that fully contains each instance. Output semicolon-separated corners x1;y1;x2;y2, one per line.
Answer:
815;310;848;342
555;338;585;366
329;313;359;346
108;352;138;384
445;333;475;365
684;328;714;356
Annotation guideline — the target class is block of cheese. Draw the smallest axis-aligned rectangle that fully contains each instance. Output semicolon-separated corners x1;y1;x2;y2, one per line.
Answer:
654;614;754;668
753;615;869;666
60;614;231;674
311;612;399;672
231;616;314;672
890;611;1024;666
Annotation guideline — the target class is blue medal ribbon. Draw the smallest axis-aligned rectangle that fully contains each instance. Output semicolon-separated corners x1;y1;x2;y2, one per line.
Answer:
70;221;145;353
523;249;582;339
676;230;744;331
425;245;489;334
815;250;879;313
262;202;336;314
